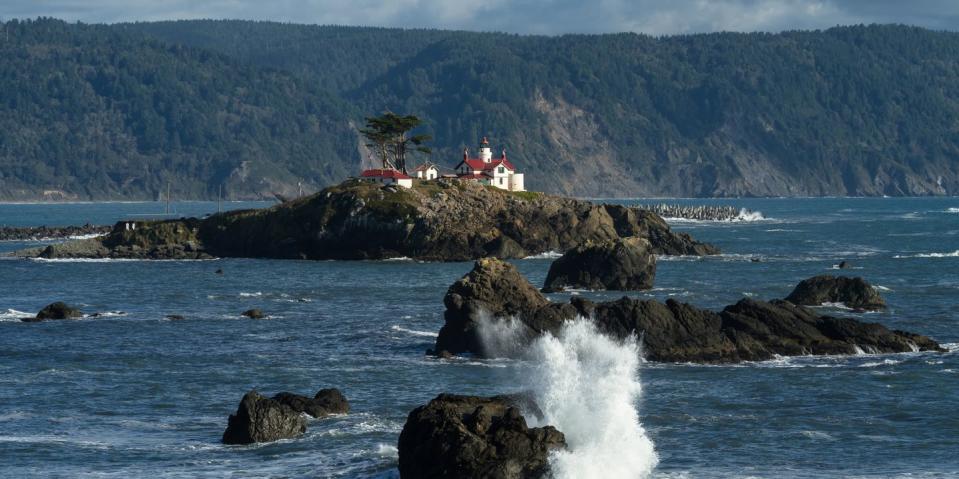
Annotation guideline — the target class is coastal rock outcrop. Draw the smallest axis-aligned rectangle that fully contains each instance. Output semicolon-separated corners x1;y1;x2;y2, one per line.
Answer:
785;275;887;311
397;393;566;479
10;181;718;261
222;390;307;445
21;302;83;322
433;260;943;362
542;237;656;292
0;224;110;241
272;389;350;418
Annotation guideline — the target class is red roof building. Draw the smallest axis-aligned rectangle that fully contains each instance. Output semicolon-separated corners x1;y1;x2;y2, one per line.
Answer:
453;137;525;191
359;168;413;188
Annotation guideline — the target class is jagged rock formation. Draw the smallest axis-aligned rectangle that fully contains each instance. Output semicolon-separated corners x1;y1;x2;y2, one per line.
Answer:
397;393;566;479
221;390;307;445
11;181;718;261
272;389;350;418
542;237;656;292
785;275;887;311
432;259;943;362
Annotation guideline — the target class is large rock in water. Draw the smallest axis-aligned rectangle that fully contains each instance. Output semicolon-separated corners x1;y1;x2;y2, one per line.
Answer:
24;302;83;322
542;236;656;292
785;275;887;311
10;181;718;261
397;393;566;479
433;259;943;362
272;388;350;418
222;390;307;444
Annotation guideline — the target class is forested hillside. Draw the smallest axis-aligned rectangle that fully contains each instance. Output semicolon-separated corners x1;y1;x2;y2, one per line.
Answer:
0;18;360;200
3;19;959;199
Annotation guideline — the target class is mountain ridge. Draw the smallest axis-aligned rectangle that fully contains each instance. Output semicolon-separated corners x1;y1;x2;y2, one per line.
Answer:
1;19;958;199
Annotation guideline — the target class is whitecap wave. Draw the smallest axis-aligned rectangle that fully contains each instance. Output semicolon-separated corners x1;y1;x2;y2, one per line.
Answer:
894;250;959;258
238;292;263;297
524;251;563;259
946;207;959;213
390;325;438;338
0;308;33;321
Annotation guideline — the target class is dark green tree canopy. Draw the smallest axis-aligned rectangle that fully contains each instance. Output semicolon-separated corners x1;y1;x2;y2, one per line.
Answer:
359;112;432;174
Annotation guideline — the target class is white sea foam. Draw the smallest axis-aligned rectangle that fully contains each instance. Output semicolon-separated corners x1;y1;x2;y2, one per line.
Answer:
873;285;893;292
376;443;399;458
390;325;438;338
894;250;959;258
663;208;770;224
479;317;658;479
530;320;658;479
238;292;262;297
524;250;563;259
946;207;959;213
0;308;32;321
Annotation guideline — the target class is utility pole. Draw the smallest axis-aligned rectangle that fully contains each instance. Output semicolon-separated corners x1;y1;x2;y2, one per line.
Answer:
217;184;222;213
165;181;171;215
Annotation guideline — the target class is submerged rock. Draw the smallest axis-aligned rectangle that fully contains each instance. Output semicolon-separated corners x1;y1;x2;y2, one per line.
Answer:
22;302;83;322
785;275;886;311
542;237;655;292
272;388;350;418
397;393;566;479
221;390;306;444
241;309;266;319
837;261;852;269
433;259;943;362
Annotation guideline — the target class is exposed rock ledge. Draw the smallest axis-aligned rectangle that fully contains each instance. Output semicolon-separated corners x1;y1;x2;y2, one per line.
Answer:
11;180;717;261
431;259;943;363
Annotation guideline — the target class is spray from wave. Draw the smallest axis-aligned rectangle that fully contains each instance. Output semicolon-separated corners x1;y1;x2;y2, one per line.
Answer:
894;250;959;259
479;317;658;479
947;207;959;213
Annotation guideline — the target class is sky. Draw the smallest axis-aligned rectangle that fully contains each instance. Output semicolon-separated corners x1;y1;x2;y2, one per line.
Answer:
2;0;959;36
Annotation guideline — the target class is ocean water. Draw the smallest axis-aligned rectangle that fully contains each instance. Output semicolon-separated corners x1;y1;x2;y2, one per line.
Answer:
0;197;957;478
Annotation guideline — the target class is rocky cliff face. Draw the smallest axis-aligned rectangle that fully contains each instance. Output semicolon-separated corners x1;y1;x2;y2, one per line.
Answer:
433;259;944;363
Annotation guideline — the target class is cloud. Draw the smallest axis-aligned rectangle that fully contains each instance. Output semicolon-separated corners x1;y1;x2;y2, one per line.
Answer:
3;0;959;35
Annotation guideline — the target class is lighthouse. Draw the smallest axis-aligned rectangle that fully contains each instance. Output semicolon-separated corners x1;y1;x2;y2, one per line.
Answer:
479;137;493;163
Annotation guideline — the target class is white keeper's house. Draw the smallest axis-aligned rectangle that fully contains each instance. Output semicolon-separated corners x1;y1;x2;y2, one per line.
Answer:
358;136;525;191
454;137;525;191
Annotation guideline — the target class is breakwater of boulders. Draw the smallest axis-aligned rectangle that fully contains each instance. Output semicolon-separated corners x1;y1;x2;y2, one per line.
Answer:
634;204;753;221
0;224;111;241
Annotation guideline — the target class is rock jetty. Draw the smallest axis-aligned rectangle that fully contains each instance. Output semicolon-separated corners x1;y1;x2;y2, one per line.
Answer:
432;259;943;362
0;224;110;241
11;180;718;261
542;237;656;292
397;393;566;479
635;204;757;221
785;275;887;311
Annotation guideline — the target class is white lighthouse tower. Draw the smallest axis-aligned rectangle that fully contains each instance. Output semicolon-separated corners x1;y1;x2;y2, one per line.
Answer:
479;136;493;163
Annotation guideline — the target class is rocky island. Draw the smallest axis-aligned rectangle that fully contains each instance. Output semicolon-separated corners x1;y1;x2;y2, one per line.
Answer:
13;180;718;261
432;259;943;362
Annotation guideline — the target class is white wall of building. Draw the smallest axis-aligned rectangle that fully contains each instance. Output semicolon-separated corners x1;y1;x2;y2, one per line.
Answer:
510;173;525;192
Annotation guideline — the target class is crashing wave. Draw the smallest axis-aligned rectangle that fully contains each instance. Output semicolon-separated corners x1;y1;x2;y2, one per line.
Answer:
524;251;563;259
479;317;658;479
894;250;959;259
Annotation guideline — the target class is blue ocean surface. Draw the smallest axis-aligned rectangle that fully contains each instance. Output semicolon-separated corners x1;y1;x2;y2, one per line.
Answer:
0;198;957;478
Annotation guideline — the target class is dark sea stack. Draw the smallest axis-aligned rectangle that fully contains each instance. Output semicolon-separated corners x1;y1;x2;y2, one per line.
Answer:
785;275;887;310
542;237;656;292
272;389;350;418
433;259;944;362
241;309;266;319
222;390;307;445
397;393;566;479
32;302;82;321
433;259;574;356
837;261;852;269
